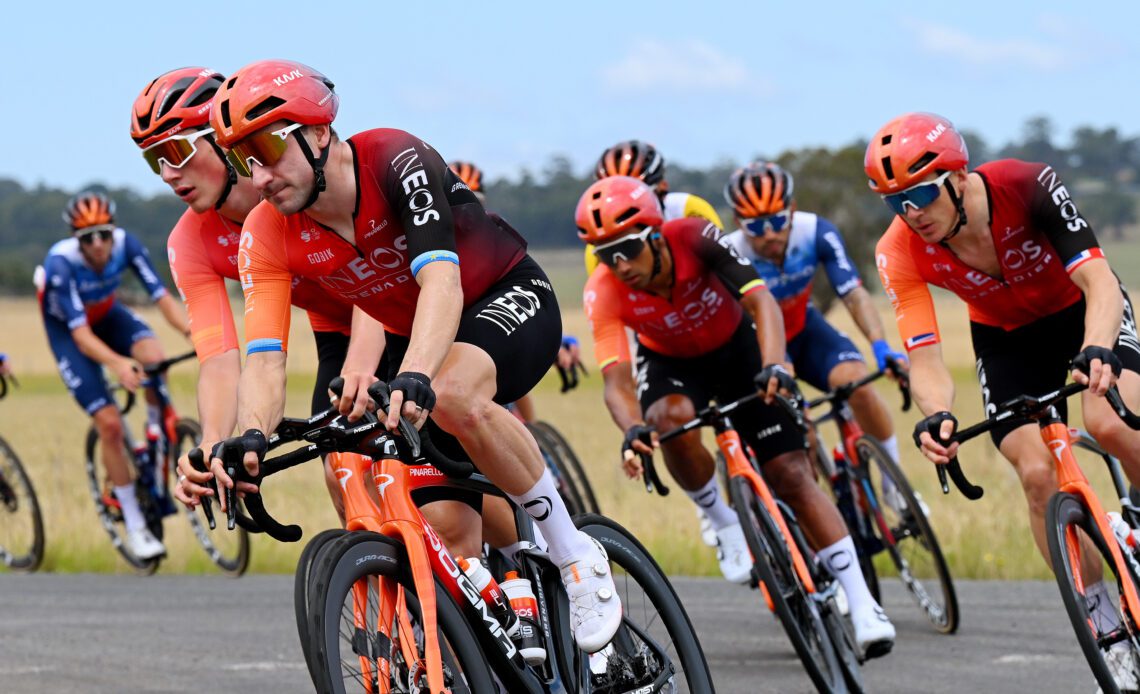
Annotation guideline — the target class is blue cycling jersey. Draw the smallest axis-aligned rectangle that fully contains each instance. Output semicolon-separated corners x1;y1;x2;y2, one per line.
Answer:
39;228;167;329
724;211;861;338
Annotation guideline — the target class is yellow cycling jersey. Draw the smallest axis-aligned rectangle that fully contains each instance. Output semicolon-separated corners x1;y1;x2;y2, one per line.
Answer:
583;191;724;274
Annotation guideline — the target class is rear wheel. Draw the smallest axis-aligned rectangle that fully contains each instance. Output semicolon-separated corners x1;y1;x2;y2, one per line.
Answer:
528;422;588;516
84;425;160;575
0;435;44;572
855;436;958;634
729;476;844;693
1047;491;1140;694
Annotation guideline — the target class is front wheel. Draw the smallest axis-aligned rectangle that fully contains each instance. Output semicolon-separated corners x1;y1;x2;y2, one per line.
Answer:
854;436;958;634
1047;491;1140;694
0;435;44;572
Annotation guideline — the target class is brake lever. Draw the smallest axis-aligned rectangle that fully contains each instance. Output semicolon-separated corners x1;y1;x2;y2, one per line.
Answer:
367;381;421;457
640;452;670;496
187;448;216;530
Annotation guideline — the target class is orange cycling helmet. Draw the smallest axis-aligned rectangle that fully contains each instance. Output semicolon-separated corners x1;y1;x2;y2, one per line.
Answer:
595;140;666;188
724;161;794;218
864;112;968;193
63;191;115;230
130;67;224;149
449;161;484;192
210;59;338;149
575;176;664;245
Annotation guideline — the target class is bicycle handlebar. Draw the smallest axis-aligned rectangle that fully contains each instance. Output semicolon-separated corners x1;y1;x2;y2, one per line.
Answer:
117;351;198;416
806;361;911;413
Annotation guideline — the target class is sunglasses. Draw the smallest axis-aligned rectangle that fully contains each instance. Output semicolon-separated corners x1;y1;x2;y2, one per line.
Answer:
594;227;654;267
76;227;113;245
741;209;792;236
225;123;304;177
141;128;216;175
881;170;953;215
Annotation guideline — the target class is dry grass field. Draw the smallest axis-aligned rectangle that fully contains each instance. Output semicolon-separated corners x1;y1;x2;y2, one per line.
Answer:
0;247;1129;578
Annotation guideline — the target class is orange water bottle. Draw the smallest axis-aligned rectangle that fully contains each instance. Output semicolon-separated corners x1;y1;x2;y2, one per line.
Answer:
458;557;520;637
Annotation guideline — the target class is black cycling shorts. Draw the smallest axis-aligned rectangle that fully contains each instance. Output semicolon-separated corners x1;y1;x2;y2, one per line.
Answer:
972;286;1140;447
635;316;805;465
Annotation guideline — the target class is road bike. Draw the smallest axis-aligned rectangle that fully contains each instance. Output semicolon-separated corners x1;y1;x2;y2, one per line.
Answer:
86;351;248;575
804;366;958;634
0;362;44;571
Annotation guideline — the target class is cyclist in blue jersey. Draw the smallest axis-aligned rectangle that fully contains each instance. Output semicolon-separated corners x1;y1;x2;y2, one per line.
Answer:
723;163;913;510
38;191;189;560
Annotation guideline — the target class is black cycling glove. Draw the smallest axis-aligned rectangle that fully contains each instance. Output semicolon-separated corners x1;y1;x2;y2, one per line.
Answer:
389;371;436;412
912;412;957;448
754;364;799;396
1071;346;1123;378
622;424;656;458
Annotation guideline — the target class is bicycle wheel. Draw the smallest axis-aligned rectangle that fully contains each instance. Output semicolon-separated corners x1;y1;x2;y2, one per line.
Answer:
1047;491;1140;694
172;418;250;576
0;435;44;572
295;527;347;685
527;422;588;516
854;436;958;634
574;513;715;693
532;421;601;514
84;425;160;574
308;531;495;694
729;476;844;693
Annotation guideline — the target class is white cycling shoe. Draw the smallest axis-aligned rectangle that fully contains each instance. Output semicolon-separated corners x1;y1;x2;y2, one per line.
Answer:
696;507;718;547
1098;641;1140;694
714;523;752;584
126;527;166;560
852;604;895;660
561;534;622;654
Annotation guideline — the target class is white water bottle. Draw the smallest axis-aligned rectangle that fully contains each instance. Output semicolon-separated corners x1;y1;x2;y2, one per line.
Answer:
1106;512;1140;551
458;557;519;637
501;571;547;666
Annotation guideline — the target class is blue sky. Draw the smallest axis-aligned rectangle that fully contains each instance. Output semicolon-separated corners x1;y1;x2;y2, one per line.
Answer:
3;1;1136;195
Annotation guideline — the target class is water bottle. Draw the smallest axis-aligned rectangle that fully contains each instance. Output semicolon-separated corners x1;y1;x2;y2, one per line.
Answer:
501;571;547;665
1107;512;1140;552
457;557;519;637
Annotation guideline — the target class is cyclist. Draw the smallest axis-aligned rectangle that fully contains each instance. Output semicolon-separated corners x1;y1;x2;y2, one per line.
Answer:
200;59;620;653
38;191;190;560
723;162;911;511
585;140;724;275
128;68;377;522
579;175;896;656
869;112;1140;687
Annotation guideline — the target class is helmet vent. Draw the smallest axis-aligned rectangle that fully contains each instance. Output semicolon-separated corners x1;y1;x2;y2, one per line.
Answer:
881;134;893;145
592;210;603;229
185;79;222;108
615;207;639;225
880;157;895;181
247;96;286;121
908;151;938;174
220;100;232;129
159;77;196;118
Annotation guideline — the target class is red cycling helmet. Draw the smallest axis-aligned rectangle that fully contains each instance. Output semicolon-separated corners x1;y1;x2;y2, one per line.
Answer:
724;161;794;217
63;191;115;230
210;59;338;149
595;140;666;189
575;176;664;245
864;112;969;193
449;161;484;192
130;67;224;149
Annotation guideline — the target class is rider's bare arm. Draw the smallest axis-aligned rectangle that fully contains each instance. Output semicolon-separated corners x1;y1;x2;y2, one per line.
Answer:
1070;260;1124;354
841;286;889;344
236;351;288;437
196;350;240;447
155;293;191;338
601;362;646;432
741;288;787;369
908;344;955;416
394;261;462;379
337;308;388;419
71;324;134;373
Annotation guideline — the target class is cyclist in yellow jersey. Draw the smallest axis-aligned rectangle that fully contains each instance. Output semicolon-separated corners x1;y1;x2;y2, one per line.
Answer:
585;140;723;275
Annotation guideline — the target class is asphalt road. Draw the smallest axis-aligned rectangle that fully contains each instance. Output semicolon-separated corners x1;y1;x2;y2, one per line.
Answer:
0;574;1095;693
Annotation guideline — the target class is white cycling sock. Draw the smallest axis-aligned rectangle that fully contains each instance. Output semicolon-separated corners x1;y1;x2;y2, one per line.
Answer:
497;522;549;558
685;475;736;530
818;536;878;617
1085;580;1123;634
509;469;592;567
114;484;147;532
877;435;900;464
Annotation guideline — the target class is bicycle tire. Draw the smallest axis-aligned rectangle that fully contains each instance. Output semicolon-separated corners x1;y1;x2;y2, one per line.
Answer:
527;422;588;516
1047;491;1140;694
854;436;959;634
729;476;844;693
84;425;160;575
295;527;347;685
307;531;495;694
533;421;601;514
0;434;44;572
172;418;250;576
574;513;715;693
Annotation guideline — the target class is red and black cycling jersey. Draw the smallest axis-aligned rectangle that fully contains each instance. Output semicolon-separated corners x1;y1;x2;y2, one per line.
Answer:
240;128;529;351
877;159;1104;350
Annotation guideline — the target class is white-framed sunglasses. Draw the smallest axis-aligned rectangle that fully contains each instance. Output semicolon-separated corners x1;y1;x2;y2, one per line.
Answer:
141;128;216;175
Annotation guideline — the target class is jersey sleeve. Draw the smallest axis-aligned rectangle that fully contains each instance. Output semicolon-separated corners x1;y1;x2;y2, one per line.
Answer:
689;221;767;297
682;194;725;229
380;133;460;277
875;227;940;351
168;219;238;362
41;254;87;328
814;217;863;297
583;273;630;371
123;232;169;301
1025;163;1104;273
238;204;294;355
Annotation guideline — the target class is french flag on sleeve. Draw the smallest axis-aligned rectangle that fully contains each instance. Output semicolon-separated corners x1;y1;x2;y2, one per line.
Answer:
1065;248;1105;273
906;333;938;350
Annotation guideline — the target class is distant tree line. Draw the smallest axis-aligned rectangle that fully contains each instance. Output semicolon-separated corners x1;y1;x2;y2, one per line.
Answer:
1;117;1137;300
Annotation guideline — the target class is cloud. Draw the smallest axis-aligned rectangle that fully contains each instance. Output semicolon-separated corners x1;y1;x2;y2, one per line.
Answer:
601;38;768;95
903;18;1064;70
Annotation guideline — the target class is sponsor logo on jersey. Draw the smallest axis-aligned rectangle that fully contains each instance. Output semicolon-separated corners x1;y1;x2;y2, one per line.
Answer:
299;228;321;243
391;146;441;226
306;248;335;265
1037;166;1089;232
1002;240;1043;270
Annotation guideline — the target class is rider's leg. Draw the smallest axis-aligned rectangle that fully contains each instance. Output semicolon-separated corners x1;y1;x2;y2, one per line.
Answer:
1085;369;1140;486
421;500;485;559
92;403;131;487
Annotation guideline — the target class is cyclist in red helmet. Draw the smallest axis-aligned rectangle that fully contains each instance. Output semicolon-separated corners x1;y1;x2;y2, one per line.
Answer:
199;59;621;653
130;67;384;524
870;112;1140;687
580;176;896;657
